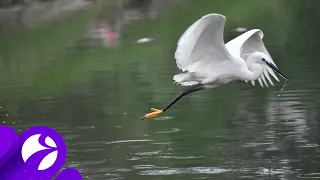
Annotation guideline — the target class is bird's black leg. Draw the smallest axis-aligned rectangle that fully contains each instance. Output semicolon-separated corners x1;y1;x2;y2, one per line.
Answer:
162;84;205;112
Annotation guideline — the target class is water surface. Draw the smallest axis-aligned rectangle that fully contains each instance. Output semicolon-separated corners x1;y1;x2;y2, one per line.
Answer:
1;0;320;179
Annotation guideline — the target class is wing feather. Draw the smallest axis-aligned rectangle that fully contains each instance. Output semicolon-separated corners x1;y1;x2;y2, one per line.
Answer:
263;68;274;86
174;14;232;72
261;74;269;87
225;29;279;88
258;78;264;88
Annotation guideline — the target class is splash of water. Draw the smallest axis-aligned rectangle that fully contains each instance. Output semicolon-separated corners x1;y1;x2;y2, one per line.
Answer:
277;79;288;97
280;79;288;91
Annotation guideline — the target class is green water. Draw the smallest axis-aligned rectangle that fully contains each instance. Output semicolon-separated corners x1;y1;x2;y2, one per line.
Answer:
1;0;320;179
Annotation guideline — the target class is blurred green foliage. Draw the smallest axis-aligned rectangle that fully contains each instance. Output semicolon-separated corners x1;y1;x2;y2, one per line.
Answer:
0;0;316;122
1;2;320;177
0;0;301;108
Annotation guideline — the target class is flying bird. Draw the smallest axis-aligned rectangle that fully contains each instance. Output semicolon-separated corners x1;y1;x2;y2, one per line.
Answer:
141;13;287;120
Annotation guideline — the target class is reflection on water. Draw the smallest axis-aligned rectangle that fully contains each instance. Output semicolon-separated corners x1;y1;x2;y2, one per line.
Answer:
138;167;232;175
1;0;320;179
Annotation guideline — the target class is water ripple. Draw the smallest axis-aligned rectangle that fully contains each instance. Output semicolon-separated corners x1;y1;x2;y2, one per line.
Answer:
298;173;320;179
133;165;157;170
156;128;180;134
104;139;154;145
135;151;161;156
155;155;204;159
138;167;232;175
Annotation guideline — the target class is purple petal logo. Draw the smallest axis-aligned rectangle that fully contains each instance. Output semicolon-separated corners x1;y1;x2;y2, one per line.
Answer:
0;125;82;180
21;134;59;171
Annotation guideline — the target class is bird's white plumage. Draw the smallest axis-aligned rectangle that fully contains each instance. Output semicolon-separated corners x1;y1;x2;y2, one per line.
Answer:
225;29;280;87
174;14;232;72
172;13;284;88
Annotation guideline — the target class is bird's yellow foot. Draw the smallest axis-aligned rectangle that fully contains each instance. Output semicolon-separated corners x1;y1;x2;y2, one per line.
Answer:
141;108;163;120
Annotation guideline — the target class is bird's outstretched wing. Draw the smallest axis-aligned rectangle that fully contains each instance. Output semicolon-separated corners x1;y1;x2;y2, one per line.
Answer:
225;29;279;87
174;14;233;72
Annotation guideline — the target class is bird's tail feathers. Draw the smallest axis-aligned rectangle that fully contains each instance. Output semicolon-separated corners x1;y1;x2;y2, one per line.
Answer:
173;72;199;86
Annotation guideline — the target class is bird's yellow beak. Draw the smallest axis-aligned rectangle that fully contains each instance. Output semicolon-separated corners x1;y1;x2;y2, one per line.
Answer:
141;108;163;120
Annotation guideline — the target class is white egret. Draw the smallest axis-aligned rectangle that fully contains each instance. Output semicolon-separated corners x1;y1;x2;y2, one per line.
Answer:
141;13;287;120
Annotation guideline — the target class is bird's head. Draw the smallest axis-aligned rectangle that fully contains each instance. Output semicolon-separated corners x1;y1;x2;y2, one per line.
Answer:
261;58;287;80
249;52;287;80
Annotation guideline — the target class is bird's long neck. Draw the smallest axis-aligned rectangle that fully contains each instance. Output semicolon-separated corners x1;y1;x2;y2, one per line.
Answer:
240;56;264;81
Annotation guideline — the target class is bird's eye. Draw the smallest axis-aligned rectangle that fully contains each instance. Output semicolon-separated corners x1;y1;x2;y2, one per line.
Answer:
261;58;267;63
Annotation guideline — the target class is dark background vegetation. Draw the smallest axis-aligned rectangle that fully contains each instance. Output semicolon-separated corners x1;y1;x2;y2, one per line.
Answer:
0;0;319;179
